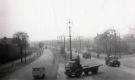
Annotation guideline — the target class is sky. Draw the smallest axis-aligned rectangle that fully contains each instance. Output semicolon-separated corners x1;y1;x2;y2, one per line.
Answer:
0;0;135;41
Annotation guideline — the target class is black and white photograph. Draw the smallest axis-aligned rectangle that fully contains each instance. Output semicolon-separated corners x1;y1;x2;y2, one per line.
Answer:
0;0;135;80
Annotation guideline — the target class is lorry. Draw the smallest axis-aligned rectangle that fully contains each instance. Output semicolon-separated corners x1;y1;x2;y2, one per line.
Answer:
64;58;102;77
105;56;120;67
32;67;46;79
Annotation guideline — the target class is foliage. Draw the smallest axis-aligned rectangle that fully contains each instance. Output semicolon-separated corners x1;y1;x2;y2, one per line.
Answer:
13;32;29;47
123;34;135;54
0;37;20;64
13;32;29;63
93;29;135;55
39;42;44;49
94;29;120;56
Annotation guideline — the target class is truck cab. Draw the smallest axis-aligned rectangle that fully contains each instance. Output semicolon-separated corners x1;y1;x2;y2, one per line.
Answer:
65;59;82;77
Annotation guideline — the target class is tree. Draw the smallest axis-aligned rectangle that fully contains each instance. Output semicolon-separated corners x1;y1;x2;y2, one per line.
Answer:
39;42;44;49
60;46;66;60
123;34;135;54
94;29;120;57
38;42;44;55
13;32;29;63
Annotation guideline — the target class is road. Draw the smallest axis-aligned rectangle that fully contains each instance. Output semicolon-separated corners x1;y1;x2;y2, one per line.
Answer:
2;48;135;80
2;49;58;80
57;52;135;80
121;56;135;69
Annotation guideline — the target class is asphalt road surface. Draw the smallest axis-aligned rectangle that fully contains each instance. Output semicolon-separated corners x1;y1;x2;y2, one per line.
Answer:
57;52;135;80
2;49;58;80
2;48;135;80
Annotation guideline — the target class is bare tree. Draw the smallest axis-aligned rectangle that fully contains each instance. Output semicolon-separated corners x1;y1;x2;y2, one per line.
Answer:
38;42;44;55
94;29;119;57
13;32;29;63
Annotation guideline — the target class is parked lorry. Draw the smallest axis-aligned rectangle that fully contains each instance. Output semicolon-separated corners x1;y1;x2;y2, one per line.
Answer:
32;67;46;79
105;56;120;67
64;58;102;77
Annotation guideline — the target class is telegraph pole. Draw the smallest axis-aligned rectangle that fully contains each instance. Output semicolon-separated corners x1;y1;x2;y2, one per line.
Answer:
68;19;72;60
78;36;81;62
63;36;66;60
114;29;117;56
119;32;121;58
63;36;65;51
79;36;82;53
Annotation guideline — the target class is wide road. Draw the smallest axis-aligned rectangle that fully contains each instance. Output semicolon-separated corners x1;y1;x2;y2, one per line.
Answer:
2;48;135;80
57;52;135;80
2;49;58;80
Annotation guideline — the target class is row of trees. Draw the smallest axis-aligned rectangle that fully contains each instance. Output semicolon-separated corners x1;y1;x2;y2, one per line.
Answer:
93;29;135;56
46;28;135;57
0;32;30;64
13;32;29;63
94;29;120;56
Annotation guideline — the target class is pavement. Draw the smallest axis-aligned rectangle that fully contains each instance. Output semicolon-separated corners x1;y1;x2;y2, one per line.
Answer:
0;52;37;70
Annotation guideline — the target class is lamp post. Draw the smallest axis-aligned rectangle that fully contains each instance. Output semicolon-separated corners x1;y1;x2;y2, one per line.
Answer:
68;19;72;60
79;37;82;54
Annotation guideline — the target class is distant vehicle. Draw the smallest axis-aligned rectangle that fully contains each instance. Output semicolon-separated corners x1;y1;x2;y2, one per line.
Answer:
105;56;120;67
45;46;47;49
32;67;46;79
82;52;91;59
65;58;102;77
97;54;100;58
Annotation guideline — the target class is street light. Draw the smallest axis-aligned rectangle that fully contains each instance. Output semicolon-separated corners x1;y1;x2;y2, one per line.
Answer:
67;19;72;60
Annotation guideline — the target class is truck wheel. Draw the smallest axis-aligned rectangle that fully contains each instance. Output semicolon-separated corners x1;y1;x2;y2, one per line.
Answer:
117;63;120;67
106;61;108;65
92;71;97;74
91;68;98;74
33;76;37;79
76;73;81;77
84;71;89;75
42;74;45;78
109;63;112;66
67;74;72;78
75;69;82;77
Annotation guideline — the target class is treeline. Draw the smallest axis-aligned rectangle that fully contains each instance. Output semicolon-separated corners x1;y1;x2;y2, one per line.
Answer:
0;32;36;65
44;28;135;56
93;29;135;56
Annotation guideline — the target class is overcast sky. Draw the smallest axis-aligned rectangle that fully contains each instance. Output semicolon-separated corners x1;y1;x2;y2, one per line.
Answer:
0;0;135;41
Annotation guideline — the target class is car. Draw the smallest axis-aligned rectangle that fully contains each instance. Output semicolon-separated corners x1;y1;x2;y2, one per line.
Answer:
82;52;91;59
105;56;120;67
32;67;46;79
45;46;47;49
